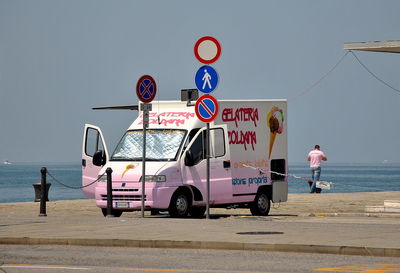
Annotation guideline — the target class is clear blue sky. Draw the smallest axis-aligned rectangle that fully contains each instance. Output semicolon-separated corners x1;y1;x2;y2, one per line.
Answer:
1;0;400;163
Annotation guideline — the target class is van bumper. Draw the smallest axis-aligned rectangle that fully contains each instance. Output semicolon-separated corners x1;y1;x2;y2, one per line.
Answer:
95;184;178;210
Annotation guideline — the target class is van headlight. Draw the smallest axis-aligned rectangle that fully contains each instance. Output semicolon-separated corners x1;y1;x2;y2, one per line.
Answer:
97;175;107;182
139;175;166;182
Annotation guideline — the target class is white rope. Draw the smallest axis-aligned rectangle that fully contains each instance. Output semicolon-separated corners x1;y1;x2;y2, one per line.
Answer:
241;164;334;189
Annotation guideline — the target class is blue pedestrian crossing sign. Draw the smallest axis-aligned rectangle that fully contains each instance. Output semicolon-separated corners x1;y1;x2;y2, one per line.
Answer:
195;65;219;94
195;94;219;123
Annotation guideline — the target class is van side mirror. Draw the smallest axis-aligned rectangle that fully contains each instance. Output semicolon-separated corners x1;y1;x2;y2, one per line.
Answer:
93;150;106;166
184;150;195;167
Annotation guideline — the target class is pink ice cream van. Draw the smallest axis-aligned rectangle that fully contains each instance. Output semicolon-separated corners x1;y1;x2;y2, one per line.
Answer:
82;100;287;217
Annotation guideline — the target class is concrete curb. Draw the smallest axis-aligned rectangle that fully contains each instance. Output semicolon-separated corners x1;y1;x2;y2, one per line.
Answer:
309;212;400;218
1;237;399;257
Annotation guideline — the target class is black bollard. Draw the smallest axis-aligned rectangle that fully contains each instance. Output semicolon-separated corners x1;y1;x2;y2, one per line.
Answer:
33;182;51;202
106;167;114;217
39;167;47;217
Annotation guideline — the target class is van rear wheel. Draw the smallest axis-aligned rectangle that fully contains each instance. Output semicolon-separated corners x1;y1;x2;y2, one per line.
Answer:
169;191;190;218
250;192;270;216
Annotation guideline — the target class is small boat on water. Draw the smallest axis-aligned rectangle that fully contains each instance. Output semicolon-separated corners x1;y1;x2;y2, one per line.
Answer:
3;160;12;165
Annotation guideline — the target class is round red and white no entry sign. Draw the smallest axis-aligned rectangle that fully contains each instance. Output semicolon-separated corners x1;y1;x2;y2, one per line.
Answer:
194;36;222;64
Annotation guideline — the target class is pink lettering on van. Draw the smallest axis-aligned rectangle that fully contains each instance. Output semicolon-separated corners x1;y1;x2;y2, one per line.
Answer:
222;108;258;127
222;107;259;150
138;112;194;127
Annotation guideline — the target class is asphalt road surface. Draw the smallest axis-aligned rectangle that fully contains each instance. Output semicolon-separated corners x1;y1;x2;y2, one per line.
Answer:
1;245;400;273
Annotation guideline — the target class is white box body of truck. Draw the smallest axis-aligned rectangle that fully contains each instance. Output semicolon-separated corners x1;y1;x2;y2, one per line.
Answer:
82;99;287;217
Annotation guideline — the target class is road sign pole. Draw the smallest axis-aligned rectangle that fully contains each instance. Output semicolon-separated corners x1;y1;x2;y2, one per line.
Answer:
194;36;221;220
141;104;150;218
206;122;210;219
136;74;156;218
141;122;146;218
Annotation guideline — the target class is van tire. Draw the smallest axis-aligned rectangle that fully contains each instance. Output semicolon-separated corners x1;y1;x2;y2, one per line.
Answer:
250;192;270;216
169;190;191;218
101;208;123;217
190;206;206;218
151;210;160;215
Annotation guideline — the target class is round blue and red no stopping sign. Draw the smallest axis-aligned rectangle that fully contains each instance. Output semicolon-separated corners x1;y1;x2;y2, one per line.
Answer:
195;94;219;123
136;75;157;103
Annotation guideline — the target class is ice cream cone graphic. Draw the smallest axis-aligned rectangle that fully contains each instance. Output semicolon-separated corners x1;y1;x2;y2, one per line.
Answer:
121;164;137;178
267;106;284;158
269;132;277;158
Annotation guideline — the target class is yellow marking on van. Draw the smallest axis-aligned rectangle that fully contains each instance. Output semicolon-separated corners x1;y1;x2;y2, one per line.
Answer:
121;164;137;178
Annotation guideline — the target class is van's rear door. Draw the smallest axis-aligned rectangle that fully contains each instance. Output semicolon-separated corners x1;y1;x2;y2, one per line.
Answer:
82;124;109;198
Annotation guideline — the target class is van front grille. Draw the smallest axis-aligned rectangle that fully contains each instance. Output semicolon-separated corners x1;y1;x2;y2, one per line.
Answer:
113;188;139;192
101;194;146;201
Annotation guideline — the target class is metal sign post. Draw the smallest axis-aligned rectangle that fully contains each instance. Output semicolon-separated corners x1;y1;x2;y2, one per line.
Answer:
141;115;146;218
141;103;151;218
195;96;219;219
206;122;210;219
194;36;222;220
136;75;156;218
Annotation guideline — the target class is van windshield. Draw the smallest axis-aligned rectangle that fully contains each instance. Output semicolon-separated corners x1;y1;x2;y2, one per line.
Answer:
111;129;186;161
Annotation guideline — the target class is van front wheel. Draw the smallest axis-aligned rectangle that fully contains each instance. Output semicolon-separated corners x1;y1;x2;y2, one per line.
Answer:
190;206;206;218
169;191;190;218
250;192;270;216
101;208;123;217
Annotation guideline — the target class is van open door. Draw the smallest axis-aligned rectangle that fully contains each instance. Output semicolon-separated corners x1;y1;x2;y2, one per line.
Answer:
82;124;109;198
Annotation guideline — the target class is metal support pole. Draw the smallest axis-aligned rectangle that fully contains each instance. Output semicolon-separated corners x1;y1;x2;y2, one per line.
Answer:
206;123;210;219
106;167;114;217
141;119;147;218
141;104;150;218
39;167;47;217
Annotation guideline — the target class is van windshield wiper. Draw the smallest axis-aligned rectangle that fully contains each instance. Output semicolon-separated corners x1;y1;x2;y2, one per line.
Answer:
110;157;170;161
111;157;142;161
127;157;143;161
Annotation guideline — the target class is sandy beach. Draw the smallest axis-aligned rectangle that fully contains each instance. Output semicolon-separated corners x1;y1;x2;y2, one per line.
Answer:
1;191;399;217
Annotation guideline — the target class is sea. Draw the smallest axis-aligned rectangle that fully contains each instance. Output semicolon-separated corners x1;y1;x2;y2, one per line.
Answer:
0;162;399;203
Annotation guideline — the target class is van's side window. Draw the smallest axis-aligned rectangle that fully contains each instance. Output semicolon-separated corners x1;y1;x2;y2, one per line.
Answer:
190;131;205;165
187;128;225;165
209;128;225;158
182;129;200;152
85;128;104;157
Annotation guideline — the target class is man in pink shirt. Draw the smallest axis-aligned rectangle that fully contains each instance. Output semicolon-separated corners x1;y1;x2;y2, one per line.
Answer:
307;145;327;193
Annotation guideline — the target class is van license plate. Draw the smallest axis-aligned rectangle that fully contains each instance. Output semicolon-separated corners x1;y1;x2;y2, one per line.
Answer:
116;202;129;208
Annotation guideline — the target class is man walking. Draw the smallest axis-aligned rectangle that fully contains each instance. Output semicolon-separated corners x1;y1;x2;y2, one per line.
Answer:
307;145;327;193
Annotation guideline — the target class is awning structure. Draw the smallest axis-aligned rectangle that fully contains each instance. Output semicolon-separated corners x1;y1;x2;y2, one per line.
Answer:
344;40;400;53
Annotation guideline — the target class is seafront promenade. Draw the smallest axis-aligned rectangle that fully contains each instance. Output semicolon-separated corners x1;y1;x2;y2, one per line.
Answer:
0;192;399;257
